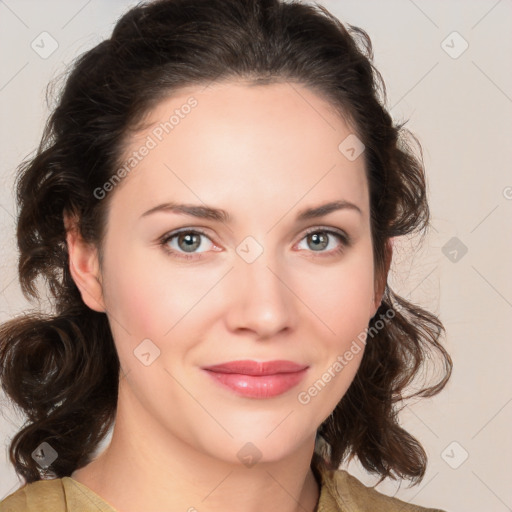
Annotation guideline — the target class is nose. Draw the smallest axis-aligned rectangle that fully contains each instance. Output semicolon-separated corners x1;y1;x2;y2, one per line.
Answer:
224;249;297;340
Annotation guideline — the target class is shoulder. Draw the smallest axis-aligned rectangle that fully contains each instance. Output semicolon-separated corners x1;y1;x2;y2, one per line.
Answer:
318;467;447;512
0;478;66;512
0;477;116;512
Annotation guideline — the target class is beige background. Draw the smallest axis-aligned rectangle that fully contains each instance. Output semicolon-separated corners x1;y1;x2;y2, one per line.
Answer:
1;1;511;511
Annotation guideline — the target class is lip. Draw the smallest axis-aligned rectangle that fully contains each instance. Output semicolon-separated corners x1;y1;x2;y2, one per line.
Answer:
202;360;309;398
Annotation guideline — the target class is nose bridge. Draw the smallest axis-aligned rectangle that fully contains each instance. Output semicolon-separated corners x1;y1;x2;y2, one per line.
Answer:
226;235;295;337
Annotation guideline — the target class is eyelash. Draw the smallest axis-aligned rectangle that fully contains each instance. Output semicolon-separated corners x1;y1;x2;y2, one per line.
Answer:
158;226;351;261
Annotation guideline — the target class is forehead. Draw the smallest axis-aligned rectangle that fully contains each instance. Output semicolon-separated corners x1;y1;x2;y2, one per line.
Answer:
109;80;369;224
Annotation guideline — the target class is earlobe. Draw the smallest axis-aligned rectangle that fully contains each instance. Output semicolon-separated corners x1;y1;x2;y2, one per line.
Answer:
64;212;106;313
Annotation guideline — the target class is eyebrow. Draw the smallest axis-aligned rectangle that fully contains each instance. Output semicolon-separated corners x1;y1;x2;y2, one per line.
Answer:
140;199;362;223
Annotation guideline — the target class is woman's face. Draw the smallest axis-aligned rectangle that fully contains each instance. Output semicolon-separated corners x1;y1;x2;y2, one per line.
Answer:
86;81;382;464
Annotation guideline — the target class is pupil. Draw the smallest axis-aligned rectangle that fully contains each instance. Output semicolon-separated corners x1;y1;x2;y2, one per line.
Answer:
180;233;200;252
310;232;327;250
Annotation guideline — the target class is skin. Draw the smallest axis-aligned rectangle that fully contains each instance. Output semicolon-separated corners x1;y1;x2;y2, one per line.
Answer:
66;80;391;512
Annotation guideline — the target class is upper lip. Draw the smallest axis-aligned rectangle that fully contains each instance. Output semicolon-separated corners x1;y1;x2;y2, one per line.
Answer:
202;360;308;376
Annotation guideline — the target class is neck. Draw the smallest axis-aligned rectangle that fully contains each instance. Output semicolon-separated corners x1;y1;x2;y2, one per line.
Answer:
72;382;321;512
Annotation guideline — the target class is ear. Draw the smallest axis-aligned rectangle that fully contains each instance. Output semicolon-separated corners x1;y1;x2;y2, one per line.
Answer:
370;238;393;318
64;211;106;313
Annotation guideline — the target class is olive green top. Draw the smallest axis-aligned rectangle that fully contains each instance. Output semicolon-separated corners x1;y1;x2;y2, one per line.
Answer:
1;463;446;512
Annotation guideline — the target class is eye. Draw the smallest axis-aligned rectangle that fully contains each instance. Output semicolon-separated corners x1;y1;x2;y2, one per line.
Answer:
158;226;351;261
159;229;218;260
296;227;350;257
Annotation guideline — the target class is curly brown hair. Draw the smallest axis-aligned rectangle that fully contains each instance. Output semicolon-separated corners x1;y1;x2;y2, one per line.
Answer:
0;0;451;485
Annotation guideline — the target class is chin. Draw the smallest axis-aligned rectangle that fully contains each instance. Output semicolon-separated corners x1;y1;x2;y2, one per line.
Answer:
199;427;313;468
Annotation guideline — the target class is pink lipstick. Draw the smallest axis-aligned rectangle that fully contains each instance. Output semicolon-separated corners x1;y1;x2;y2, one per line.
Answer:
202;360;308;398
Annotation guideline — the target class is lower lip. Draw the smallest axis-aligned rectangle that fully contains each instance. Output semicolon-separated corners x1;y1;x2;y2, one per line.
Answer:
203;369;308;398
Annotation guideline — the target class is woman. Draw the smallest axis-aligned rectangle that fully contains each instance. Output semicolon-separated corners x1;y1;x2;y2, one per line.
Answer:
0;0;452;511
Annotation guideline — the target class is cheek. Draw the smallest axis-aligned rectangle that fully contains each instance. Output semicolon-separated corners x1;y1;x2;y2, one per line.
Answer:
102;244;179;331
296;261;373;417
300;251;375;341
295;245;374;398
99;243;169;365
104;263;163;336
101;244;219;362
